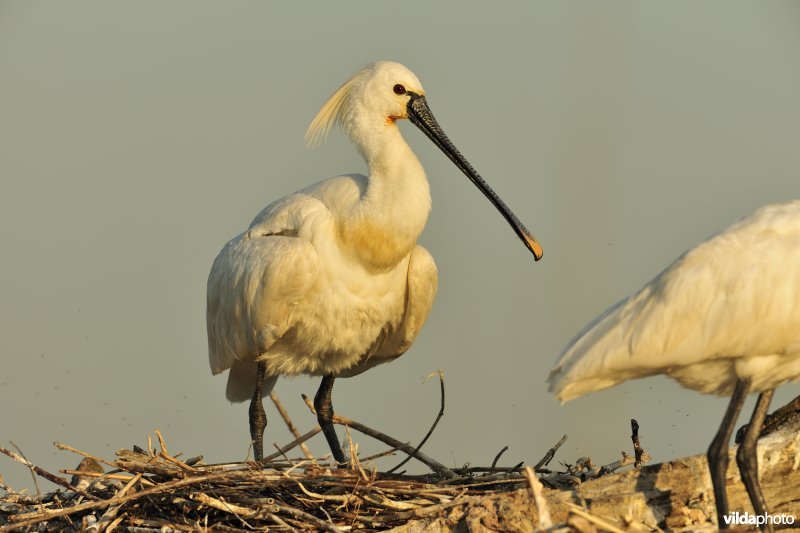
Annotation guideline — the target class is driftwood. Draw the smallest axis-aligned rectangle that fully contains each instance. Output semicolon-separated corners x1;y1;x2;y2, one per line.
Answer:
394;416;800;532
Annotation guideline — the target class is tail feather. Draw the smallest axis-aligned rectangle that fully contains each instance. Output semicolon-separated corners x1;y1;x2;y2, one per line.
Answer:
548;296;633;401
225;359;278;403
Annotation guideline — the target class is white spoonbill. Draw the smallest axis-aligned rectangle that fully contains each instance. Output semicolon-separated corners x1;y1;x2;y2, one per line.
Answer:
207;61;542;463
549;200;800;530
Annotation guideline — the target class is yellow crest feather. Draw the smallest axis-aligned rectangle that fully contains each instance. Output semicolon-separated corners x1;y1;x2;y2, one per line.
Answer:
305;76;356;147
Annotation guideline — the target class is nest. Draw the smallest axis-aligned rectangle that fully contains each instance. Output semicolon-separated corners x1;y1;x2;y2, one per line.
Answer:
0;439;554;531
0;380;659;532
3;379;798;532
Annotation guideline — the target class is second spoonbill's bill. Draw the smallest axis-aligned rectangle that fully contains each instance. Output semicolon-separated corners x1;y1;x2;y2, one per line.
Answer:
549;200;800;531
207;61;542;463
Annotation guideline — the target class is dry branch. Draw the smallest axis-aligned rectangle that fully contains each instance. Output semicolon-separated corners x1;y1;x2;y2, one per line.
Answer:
0;446;97;502
533;434;567;471
630;418;650;468
736;392;800;443
302;393;457;478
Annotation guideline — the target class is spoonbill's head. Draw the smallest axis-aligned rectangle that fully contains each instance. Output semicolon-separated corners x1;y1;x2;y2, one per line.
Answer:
355;60;427;125
306;61;543;261
305;61;425;144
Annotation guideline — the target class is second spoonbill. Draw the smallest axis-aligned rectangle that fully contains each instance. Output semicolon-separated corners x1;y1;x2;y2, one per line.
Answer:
549;200;800;530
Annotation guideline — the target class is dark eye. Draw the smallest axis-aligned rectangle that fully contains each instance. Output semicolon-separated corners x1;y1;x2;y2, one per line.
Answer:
393;84;406;95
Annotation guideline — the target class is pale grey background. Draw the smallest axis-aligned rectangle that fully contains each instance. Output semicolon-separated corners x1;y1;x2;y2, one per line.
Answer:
2;2;799;490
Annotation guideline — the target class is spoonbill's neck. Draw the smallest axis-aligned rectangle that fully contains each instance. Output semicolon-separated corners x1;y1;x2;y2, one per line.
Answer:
339;121;432;270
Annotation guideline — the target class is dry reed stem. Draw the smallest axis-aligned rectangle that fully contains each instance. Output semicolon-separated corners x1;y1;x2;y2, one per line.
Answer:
262;427;321;463
154;429;168;456
270;391;316;462
53;443;118;470
60;470;135;482
567;502;628;533
524;466;552;529
87;473;141;532
159;452;197;474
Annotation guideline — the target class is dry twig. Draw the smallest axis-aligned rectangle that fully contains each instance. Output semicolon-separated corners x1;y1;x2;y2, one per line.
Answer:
302;394;457;478
388;370;446;474
630;418;650;468
270;391;316;462
490;445;509;472
533;434;567;471
262;427;321;463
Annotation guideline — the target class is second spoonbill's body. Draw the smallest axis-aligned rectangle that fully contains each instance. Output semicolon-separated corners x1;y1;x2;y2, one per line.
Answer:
207;61;542;463
549;200;800;530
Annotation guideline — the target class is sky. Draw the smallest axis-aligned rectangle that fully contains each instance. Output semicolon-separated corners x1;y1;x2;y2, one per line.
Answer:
1;1;799;491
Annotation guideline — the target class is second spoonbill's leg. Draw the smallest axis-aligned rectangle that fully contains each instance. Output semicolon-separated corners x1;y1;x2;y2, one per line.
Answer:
249;361;268;462
314;375;346;465
736;388;775;532
708;377;751;528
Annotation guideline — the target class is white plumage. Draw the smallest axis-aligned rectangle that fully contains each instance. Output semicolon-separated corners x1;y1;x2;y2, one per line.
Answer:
207;61;541;462
550;200;800;400
207;62;437;401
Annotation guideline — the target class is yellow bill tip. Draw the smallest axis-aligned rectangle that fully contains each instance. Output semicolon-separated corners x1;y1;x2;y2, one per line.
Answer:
526;234;543;261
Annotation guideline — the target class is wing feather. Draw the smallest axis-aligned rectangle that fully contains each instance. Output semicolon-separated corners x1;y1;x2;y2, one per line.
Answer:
207;188;338;376
207;220;321;376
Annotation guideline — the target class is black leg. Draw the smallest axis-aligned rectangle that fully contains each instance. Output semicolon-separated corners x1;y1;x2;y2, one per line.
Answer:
708;378;750;528
736;388;774;532
314;375;346;464
249;361;268;462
